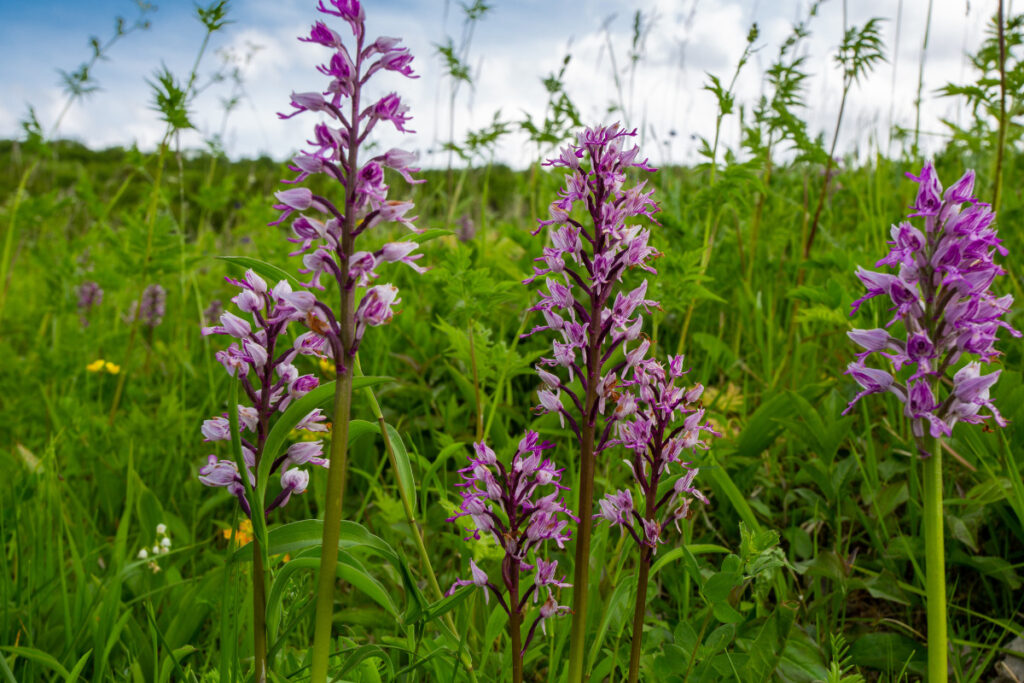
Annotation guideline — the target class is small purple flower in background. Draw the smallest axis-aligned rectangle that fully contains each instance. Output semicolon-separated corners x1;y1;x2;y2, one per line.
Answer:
77;281;103;327
125;283;166;328
457;213;476;242
447;431;576;678
845;161;1019;452
197;269;327;517
204;298;223;324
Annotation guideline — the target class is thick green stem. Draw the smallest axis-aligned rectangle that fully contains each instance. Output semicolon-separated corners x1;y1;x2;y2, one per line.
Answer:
511;575;524;683
566;385;598;681
311;31;363;679
310;369;354;681
252;536;268;683
923;440;947;682
627;550;652;683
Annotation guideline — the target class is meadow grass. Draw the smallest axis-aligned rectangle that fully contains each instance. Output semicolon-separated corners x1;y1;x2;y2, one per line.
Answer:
1;5;1023;681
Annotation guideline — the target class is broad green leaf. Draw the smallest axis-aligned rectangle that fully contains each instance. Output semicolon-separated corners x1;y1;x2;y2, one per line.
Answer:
0;647;70;678
848;633;925;674
703;624;735;657
383;422;417;511
703;571;741;604
422;586;473;623
650;544;729;579
741;604;795;681
266;552;398;620
256;377;391;513
335;644;396;681
402;228;454;243
234;519;398;563
216;255;301;289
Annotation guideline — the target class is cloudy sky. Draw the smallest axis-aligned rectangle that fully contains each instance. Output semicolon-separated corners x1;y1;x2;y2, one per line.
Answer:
0;0;998;168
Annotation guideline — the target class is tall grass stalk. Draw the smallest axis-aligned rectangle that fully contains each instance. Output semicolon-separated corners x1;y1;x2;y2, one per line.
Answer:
676;28;758;355
993;0;1008;212
310;259;356;683
912;0;934;158
108;142;169;424
804;18;885;261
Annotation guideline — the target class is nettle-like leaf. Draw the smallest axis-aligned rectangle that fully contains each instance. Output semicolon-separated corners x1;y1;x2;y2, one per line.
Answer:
147;65;193;132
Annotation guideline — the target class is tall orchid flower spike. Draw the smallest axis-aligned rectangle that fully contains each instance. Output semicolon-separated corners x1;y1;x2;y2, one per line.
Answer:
197;269;328;683
846;161;1018;683
595;353;717;683
447;432;576;683
524;123;660;682
272;3;425;680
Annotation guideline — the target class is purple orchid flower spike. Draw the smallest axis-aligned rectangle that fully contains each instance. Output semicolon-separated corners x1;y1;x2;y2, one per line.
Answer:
274;4;427;679
846;161;1019;683
594;353;718;682
524;123;662;680
447;431;576;681
845;161;1019;450
125;283;166;328
197;269;328;517
77;281;103;327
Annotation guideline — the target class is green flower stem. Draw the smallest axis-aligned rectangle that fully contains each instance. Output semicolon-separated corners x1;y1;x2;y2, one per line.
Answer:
227;379;269;682
627;482;659;683
566;364;598;682
311;59;361;681
511;573;524;683
0;160;39;323
353;356;479;682
310;363;354;682
251;536;268;683
626;549;652;683
923;438;947;682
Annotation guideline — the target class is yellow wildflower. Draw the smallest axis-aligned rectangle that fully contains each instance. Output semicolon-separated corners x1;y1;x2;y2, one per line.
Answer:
86;359;106;372
222;518;254;547
104;362;121;374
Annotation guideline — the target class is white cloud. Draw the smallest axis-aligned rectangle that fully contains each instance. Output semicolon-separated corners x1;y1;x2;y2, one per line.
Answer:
0;0;1000;166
